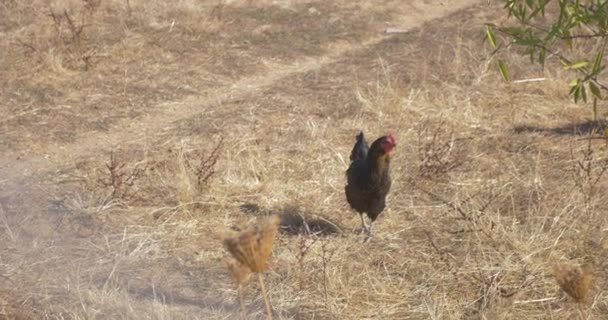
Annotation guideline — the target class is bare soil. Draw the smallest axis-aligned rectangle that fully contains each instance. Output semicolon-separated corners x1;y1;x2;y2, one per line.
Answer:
1;0;607;319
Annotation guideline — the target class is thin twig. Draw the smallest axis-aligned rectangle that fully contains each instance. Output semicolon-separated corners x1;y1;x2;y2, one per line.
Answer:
258;273;272;320
512;77;546;83
238;285;247;320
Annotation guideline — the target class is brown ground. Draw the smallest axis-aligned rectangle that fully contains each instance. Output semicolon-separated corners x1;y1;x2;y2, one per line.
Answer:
1;0;607;319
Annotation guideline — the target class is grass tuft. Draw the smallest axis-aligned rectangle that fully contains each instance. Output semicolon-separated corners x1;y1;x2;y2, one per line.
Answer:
553;263;594;304
223;215;280;319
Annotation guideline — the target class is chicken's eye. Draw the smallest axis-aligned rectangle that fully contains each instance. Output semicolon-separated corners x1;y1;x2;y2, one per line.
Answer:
381;140;393;152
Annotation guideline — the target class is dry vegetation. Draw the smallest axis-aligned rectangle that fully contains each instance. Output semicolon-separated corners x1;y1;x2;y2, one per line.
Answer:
1;0;607;319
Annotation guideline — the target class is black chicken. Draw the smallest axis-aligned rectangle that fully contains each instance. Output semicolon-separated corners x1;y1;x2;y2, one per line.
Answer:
345;132;396;239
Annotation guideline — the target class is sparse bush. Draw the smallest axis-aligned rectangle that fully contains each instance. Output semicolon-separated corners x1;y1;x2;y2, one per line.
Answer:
487;0;608;119
569;138;608;210
318;237;337;309
283;232;319;290
98;151;145;200
172;138;223;206
414;118;463;179
185;137;223;190
46;1;102;70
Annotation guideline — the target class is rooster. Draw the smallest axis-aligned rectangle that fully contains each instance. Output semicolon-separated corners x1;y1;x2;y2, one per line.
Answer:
345;132;396;239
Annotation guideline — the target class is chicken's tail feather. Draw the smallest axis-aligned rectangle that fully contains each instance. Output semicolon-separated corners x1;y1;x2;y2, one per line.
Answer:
350;131;369;162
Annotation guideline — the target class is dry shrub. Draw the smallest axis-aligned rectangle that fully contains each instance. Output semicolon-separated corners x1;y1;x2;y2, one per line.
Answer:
223;215;280;319
174;139;223;205
414;118;463;180
98;151;145;200
223;215;279;273
139;139;223;209
225;258;252;286
553;263;593;303
569;139;608;209
184;137;223;190
225;257;252;319
47;0;102;70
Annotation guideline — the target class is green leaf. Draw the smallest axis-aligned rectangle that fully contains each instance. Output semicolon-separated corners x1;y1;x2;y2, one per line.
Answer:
589;81;602;99
565;60;589;70
573;86;581;103
593;98;598;121
486;25;497;49
538;47;546;65
592;50;604;74
498;60;509;81
569;77;580;87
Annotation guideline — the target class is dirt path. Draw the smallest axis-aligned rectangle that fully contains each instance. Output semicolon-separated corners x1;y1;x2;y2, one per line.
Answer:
1;0;480;189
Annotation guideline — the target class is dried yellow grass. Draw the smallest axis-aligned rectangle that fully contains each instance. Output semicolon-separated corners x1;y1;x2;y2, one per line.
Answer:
223;215;280;320
223;215;280;273
226;257;252;286
4;0;608;318
225;258;251;320
553;263;594;303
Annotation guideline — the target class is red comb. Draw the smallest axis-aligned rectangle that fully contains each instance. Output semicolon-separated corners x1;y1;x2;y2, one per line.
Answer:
387;133;396;144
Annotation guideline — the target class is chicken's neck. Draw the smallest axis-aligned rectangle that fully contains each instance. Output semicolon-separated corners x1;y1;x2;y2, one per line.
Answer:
366;153;390;177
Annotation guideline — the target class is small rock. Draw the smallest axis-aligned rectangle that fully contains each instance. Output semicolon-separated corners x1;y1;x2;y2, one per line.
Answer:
385;27;408;34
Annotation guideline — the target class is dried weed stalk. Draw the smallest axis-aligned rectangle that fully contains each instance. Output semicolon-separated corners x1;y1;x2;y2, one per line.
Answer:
184;137;223;190
223;215;280;320
98;151;144;200
283;233;319;290
426;231;528;316
415;118;463;179
417;186;499;237
225;258;252;319
319;237;337;308
43;1;102;70
569;139;608;211
421;184;532;315
553;263;593;304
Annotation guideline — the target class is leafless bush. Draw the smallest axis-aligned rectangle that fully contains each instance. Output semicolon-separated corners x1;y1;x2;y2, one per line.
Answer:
318;237;337;309
98;151;145;200
281;230;336;308
183;137;223;191
415;118;464;179
283;233;319;290
45;1;101;70
569;139;608;211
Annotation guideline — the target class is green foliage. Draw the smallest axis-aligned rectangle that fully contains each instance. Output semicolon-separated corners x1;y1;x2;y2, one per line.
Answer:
488;0;608;118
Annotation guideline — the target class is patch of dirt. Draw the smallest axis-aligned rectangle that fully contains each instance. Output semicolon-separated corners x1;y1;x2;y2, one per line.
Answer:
8;1;605;319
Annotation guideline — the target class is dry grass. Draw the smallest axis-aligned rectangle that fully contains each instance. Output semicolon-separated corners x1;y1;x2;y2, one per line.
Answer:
553;263;594;304
1;0;608;319
223;215;279;274
223;215;280;319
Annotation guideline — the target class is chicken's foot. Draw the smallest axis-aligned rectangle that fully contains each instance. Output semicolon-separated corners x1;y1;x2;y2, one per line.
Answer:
359;214;369;235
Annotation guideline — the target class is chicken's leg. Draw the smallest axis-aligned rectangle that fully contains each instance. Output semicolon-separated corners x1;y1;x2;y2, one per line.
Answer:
362;221;374;243
359;214;369;235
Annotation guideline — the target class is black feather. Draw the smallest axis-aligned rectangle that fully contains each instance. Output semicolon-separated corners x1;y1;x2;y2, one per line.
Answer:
345;132;393;222
349;131;369;162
